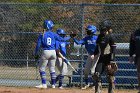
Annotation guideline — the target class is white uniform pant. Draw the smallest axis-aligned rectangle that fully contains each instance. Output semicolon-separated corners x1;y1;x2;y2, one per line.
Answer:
84;54;100;78
56;57;68;75
39;50;56;73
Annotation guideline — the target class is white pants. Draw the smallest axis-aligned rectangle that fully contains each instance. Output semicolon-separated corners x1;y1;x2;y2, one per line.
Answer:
56;57;68;75
84;54;100;78
39;50;56;73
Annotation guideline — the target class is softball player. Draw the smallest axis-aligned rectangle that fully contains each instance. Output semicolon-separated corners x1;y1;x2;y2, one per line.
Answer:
93;20;117;93
72;25;99;89
55;28;70;89
34;20;70;89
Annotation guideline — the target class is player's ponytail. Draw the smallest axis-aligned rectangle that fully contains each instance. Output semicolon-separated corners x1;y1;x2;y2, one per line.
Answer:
42;29;46;38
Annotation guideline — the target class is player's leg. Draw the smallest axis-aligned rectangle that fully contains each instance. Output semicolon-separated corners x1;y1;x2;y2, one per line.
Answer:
48;50;57;88
35;50;49;88
107;75;115;93
92;56;104;93
55;57;62;83
93;63;103;93
89;54;100;89
82;55;93;89
105;54;116;93
59;60;68;89
91;54;100;75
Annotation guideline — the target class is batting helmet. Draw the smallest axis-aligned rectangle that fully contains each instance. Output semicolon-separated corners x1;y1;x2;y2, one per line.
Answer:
43;19;54;30
56;29;66;35
86;25;97;35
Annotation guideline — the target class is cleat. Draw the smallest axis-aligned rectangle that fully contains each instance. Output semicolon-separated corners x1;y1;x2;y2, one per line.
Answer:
51;85;55;88
92;86;95;90
59;86;64;89
49;81;52;85
35;84;47;89
81;84;90;90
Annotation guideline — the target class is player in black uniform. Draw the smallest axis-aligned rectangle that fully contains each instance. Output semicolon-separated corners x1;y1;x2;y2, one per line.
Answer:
93;20;117;93
129;28;140;93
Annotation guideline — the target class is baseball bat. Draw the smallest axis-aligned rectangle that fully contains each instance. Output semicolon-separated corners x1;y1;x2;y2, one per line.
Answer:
64;59;78;73
91;45;101;74
67;61;78;73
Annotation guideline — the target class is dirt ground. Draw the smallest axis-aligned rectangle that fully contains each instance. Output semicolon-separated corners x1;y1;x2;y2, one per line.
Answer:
0;86;138;93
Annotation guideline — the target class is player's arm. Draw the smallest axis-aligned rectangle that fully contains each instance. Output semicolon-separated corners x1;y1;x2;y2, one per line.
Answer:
73;38;85;45
55;41;66;60
129;33;136;57
107;34;118;75
64;36;71;41
34;34;42;56
66;42;70;45
55;33;71;41
109;34;116;62
66;42;70;48
93;35;100;56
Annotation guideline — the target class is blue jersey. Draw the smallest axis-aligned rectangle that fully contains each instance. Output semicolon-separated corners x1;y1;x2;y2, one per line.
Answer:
56;40;70;57
34;30;70;55
73;35;98;55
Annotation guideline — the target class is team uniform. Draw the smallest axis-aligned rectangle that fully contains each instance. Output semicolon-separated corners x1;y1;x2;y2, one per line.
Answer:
34;20;70;89
93;20;116;93
73;25;98;89
129;28;140;93
55;29;70;89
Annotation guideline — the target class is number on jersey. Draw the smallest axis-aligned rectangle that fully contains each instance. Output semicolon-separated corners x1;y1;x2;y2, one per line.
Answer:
47;37;51;45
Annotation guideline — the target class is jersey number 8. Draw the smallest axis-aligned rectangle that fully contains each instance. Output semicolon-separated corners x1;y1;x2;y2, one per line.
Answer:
47;37;52;45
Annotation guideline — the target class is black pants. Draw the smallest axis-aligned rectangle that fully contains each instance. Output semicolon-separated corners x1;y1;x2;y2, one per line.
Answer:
95;54;111;79
94;54;115;93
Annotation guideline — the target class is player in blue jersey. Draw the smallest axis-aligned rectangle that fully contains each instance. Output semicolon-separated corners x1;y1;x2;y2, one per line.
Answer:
72;25;99;89
34;19;70;89
55;28;70;89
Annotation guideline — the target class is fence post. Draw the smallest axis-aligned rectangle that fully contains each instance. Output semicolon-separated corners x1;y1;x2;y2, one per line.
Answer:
80;3;85;88
26;52;29;79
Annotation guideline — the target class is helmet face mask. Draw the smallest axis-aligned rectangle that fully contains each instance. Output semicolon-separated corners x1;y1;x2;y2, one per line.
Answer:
100;27;108;35
86;29;93;35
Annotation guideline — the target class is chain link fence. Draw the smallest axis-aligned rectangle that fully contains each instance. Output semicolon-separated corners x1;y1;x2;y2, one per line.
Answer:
0;3;140;88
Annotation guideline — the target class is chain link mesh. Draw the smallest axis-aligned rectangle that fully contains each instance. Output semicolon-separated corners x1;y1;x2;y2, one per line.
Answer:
0;3;140;88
